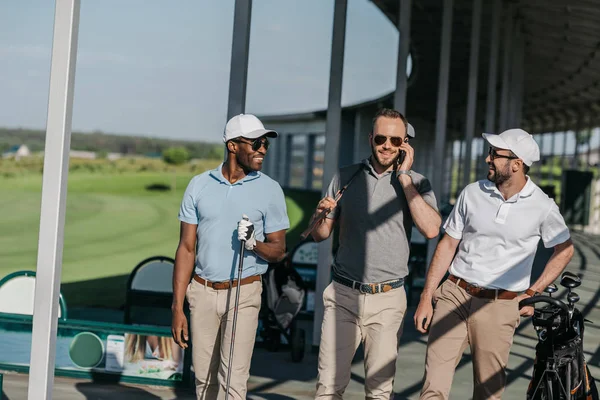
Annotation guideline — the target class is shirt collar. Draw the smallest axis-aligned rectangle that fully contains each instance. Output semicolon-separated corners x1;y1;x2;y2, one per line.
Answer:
209;163;261;185
362;157;393;178
483;176;536;202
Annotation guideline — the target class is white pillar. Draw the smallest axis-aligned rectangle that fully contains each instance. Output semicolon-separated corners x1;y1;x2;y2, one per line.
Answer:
28;1;80;399
227;0;252;119
313;0;347;347
394;0;412;114
478;0;502;179
305;134;316;189
510;26;525;127
427;0;454;265
461;0;482;188
499;4;514;131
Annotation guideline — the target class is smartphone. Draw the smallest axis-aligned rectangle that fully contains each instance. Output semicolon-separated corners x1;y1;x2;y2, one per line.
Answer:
394;150;406;170
398;150;406;166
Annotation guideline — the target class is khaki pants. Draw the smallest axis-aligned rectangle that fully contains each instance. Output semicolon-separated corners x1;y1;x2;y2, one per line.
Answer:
186;278;262;400
420;279;521;400
316;281;407;399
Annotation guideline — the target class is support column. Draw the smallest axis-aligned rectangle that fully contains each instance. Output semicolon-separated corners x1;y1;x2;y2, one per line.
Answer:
283;134;293;187
547;119;558;182
278;133;287;183
313;0;347;347
462;0;482;189
226;0;252;120
508;23;524;128
28;1;80;399
394;0;412;114
428;0;454;265
499;4;514;131
305;134;316;189
478;0;501;180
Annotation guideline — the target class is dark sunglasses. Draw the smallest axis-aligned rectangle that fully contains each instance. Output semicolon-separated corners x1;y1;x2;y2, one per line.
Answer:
373;134;408;147
234;137;270;151
488;147;518;160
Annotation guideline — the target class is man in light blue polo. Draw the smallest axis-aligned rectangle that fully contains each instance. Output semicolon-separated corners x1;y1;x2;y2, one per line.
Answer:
170;113;289;400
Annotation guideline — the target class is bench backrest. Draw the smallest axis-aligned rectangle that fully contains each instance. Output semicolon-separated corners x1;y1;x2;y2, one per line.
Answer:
0;271;67;319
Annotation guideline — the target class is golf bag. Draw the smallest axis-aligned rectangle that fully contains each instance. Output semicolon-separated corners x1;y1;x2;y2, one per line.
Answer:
263;260;306;330
258;255;307;362
527;304;599;399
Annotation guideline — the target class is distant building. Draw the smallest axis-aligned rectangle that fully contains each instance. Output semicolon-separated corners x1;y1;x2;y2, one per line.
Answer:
2;144;31;160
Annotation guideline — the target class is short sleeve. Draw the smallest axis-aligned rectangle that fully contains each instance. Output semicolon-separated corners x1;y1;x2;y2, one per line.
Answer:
414;176;439;212
264;183;290;234
178;177;199;225
325;172;341;220
540;202;570;248
443;188;466;240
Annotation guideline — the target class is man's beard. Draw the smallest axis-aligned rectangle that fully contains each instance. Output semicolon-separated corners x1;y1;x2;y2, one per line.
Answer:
487;162;511;185
236;153;261;173
371;147;398;169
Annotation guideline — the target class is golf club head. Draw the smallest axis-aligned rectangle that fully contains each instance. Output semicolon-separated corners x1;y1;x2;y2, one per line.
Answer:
544;283;558;295
567;292;580;305
560;271;581;289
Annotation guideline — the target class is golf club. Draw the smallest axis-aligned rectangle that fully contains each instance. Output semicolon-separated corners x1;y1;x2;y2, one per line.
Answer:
225;216;251;400
300;165;364;240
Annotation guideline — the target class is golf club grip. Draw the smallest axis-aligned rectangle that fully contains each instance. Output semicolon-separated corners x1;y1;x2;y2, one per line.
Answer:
300;207;331;239
519;295;569;315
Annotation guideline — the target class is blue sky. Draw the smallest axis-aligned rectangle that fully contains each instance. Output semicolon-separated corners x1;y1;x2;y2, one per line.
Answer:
0;0;402;143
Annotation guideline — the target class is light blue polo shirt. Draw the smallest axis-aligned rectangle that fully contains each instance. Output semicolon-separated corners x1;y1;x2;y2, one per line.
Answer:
178;163;289;282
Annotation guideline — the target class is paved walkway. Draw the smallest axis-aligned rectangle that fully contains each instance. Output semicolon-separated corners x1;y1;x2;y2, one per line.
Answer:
2;231;599;399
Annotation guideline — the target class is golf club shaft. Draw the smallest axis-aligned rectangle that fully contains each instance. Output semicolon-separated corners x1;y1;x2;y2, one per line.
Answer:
225;240;245;400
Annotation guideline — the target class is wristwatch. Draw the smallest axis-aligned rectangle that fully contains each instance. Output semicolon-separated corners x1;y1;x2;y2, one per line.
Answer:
397;170;412;176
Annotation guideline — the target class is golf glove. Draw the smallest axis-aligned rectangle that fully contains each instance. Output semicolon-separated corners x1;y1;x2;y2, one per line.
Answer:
237;215;256;251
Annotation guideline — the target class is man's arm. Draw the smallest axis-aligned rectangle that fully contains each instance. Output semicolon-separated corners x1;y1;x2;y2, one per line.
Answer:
171;221;197;348
414;233;460;333
399;174;441;239
311;215;336;242
253;229;286;262
516;239;574;316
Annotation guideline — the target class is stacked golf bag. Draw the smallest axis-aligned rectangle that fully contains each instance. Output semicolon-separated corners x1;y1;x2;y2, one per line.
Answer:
527;302;598;399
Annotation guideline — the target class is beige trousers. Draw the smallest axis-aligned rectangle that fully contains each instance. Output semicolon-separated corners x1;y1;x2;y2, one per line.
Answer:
315;281;407;399
186;278;262;400
419;279;521;400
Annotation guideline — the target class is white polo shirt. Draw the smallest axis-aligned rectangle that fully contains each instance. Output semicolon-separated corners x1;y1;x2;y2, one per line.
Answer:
444;177;570;291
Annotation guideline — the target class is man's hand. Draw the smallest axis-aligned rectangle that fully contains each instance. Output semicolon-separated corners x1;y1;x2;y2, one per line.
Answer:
414;297;434;334
397;141;415;172
315;196;337;216
237;214;256;251
516;293;534;317
171;309;189;349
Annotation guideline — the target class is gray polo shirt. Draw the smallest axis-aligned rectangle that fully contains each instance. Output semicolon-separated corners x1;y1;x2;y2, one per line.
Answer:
326;158;438;283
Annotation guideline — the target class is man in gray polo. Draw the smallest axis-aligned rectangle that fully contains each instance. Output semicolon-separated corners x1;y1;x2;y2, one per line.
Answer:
310;108;442;399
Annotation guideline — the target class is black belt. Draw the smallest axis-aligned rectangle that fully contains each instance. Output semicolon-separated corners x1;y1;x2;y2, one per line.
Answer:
332;274;404;294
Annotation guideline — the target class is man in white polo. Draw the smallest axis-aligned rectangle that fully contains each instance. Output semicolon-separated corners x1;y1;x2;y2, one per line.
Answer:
414;128;575;400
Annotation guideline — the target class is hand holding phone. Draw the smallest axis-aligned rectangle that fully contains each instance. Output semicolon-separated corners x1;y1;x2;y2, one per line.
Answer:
396;137;413;172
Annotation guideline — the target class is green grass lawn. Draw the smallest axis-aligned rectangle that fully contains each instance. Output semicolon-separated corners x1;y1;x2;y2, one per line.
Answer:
0;170;317;310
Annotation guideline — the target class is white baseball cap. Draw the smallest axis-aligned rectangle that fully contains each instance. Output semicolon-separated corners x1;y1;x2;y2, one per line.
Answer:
482;128;540;166
223;114;278;143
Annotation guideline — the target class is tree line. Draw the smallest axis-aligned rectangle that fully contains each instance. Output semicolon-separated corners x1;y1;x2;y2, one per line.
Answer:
0;127;224;160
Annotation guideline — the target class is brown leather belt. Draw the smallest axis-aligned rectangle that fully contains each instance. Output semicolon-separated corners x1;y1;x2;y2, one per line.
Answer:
193;274;260;290
448;274;519;300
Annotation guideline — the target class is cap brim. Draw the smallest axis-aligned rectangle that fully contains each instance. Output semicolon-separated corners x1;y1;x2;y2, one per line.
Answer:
482;132;510;150
242;129;278;139
407;123;415;138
